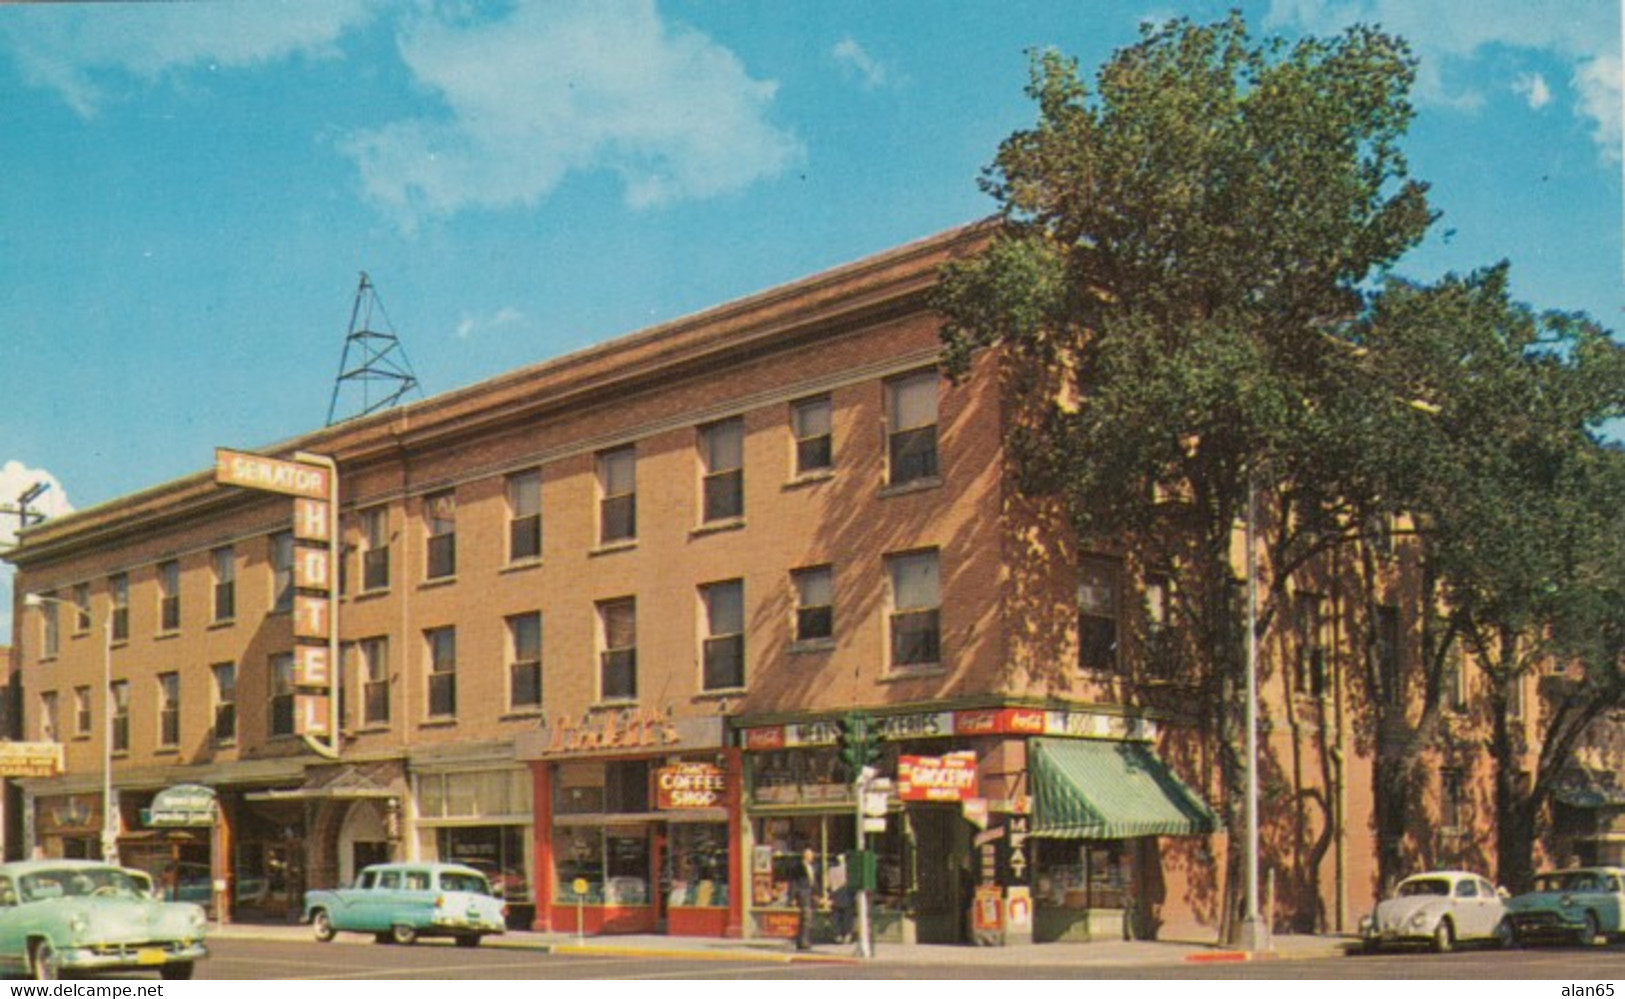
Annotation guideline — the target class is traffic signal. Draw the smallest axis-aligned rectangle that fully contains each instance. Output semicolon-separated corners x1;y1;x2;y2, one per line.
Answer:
837;712;881;773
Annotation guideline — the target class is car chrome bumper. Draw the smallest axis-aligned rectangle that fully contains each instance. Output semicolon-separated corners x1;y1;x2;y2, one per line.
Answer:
60;940;208;971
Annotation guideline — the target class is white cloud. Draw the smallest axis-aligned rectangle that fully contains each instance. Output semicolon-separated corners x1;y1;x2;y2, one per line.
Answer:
0;461;75;645
342;0;803;228
833;37;889;90
0;0;379;117
1515;72;1553;110
454;306;525;341
1267;0;1622;161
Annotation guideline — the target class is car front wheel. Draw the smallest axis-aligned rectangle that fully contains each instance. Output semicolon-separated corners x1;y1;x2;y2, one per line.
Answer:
30;940;59;981
313;909;336;942
1494;918;1515;949
456;934;481;948
391;923;418;945
160;962;195;981
1432;919;1454;954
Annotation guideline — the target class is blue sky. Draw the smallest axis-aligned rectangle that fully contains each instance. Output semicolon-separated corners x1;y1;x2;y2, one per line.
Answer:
1;0;1620;641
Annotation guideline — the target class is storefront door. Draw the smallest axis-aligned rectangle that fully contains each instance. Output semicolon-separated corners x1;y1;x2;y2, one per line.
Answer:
912;807;971;944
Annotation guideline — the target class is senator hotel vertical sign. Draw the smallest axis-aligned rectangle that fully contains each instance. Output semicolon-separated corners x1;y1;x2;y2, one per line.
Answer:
216;448;339;754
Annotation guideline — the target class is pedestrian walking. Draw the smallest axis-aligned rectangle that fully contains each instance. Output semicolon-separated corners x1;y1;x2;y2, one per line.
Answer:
791;846;820;950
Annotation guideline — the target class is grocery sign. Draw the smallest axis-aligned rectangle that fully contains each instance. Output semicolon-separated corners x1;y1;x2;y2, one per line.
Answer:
898;751;977;802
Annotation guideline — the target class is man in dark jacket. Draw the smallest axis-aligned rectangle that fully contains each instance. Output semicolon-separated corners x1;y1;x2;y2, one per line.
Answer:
790;846;820;950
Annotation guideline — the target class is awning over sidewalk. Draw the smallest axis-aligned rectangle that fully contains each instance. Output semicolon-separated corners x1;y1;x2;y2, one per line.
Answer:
1029;738;1217;840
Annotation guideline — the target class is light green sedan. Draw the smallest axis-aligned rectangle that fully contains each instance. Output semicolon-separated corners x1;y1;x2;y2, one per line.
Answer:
0;859;207;980
304;862;508;947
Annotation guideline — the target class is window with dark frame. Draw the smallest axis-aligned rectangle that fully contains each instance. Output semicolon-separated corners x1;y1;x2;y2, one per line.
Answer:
157;672;180;748
425;491;457;580
158;560;181;632
700;419;744;523
792;566;834;644
40;594;59;659
887;550;941;669
72;583;91;632
885;371;940;486
212;663;236;745
426;627;457;718
110;680;130;753
1376;605;1402;705
271;531;294;613
73;686;91;738
38;691;57;743
109;573;129;642
598;598;637;701
701;580;745;691
1077;558;1120;673
360;637;390;727
508;613;542;710
1441;767;1467;830
507;470;543;562
791;396;833;476
1294;592;1327;698
212;547;235;622
269;653;294;737
598;447;637;545
361;507;390;592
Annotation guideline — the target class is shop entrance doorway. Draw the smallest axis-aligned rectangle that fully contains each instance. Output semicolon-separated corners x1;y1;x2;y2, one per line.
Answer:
912;806;971;944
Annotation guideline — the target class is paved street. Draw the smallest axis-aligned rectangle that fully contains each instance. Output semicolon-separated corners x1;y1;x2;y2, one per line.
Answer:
63;934;1625;980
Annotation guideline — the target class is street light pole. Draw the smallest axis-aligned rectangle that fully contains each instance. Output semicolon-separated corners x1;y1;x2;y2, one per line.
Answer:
24;594;117;864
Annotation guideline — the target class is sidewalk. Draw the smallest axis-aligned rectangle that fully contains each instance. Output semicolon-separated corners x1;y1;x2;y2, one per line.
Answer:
209;920;1353;969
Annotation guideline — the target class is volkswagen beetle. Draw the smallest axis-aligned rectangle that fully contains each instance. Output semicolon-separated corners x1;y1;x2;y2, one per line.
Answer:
1358;870;1511;953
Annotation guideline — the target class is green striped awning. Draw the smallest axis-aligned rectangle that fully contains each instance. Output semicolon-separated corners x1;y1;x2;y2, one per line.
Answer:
1030;738;1217;840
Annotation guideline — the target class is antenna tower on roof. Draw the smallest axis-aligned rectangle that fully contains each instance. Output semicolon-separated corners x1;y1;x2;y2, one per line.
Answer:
326;272;423;426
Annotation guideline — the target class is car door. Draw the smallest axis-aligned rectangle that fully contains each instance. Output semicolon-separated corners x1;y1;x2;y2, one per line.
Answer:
0;876;26;972
399;869;434;929
336;869;379;932
1452;877;1488;938
1604;873;1625;932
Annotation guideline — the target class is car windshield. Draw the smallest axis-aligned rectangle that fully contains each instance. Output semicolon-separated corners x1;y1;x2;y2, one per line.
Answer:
439;872;492;896
1536;871;1604;892
20;867;147;901
1397;878;1451;897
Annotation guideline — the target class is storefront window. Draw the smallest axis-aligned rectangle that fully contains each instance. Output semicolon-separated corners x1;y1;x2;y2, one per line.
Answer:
1034;839;1133;910
666;823;728;908
437;826;530;904
551;826;651;905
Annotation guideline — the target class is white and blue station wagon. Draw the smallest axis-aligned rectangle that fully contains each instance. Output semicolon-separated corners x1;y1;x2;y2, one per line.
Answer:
304;862;507;947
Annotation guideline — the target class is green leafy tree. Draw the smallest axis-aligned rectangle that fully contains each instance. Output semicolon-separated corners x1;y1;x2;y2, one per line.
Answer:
935;13;1434;935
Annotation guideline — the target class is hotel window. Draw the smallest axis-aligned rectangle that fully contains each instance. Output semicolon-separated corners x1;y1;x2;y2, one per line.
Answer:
40;593;59;659
212;663;236;745
507;613;542;710
157;672;180;748
109;573;129;642
507;470;543;563
360;638;390;727
38;691;58;743
701;580;745;691
699;419;744;523
1078;558;1120;673
425;491;457;580
269;653;295;737
158;560;181;632
598;598;637;701
791;395;833;476
598;446;637;545
212;546;236;622
110;681;130;753
885;370;940;486
73;686;91;738
887;550;941;669
271;532;294;613
426;626;457;719
792;566;834;644
361;507;390;592
1293;593;1327;697
72;583;91;633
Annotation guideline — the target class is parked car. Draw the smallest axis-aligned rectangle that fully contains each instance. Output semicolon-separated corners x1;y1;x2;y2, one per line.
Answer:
303;862;507;947
0;859;208;980
1505;866;1625;945
1357;870;1512;953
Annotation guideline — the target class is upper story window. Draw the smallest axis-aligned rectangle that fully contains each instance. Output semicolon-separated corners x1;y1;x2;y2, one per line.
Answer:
269;654;295;738
1376;604;1402;705
598;598;637;702
359;637;390;728
109;573;129;642
507;613;542;710
360;507;390;592
38;691;58;743
1443;646;1468;714
212;663;236;746
700;580;745;691
73;686;91;738
1078;558;1120;673
885;370;940;487
425;491;457;580
211;547;236;623
699;419;744;523
598;447;637;545
792;566;834;645
110;680;130;753
887;550;941;670
40;593;60;659
791;396;833;476
1144;573;1177;679
157;560;181;632
71;583;91;633
1293;592;1326;698
157;672;180;749
507;470;543;563
271;532;294;613
425;626;457;719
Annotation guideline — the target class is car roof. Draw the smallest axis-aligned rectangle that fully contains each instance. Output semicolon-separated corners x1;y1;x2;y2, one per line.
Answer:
1399;871;1487;882
0;859;130;876
360;862;483;874
1538;867;1625;876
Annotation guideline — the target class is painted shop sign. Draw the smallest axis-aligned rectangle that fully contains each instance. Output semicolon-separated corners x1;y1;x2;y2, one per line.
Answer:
0;742;63;778
656;762;726;809
214;448;330;499
898;752;978;802
546;707;681;756
742;707;1155;749
144;784;217;828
